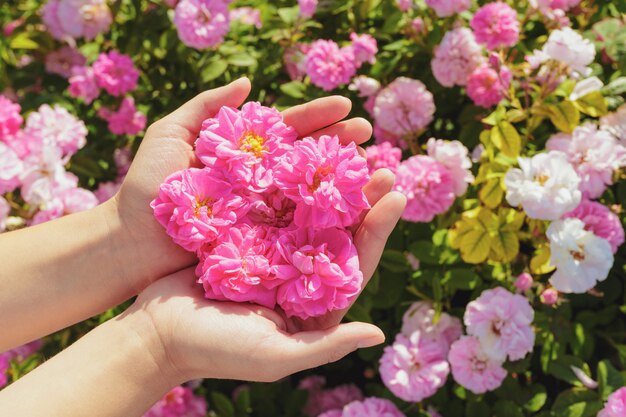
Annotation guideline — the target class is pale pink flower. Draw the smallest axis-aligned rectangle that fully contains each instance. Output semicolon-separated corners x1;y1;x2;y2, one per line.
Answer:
298;0;318;18
470;2;520;50
42;0;112;41
546;124;626;199
93;51;140;97
24;104;88;157
0;95;22;140
569;76;603;101
0;196;10;232
284;43;310;81
94;180;122;203
114;147;132;176
20;147;76;206
348;76;381;97
543;27;595;76
374;77;435;136
301;378;363;417
45;46;86;78
196;102;297;192
504;151;581;220
425;0;470;17
349;33;378;66
68;66;100;104
599;387;626;417
274;135;370;229
0;142;23;193
173;0;230;49
394;155;455;222
514;272;533;291
373;123;406;149
98;97;147;136
229;7;262;28
31;187;98;225
379;331;449;402
150;168;247;252
401;301;462;352
431;28;485;87
535;0;581;14
197;224;281;309
600;104;626;142
305;40;357;91
563;200;624;254
448;336;507;394
339;398;406;417
466;64;512;108
396;0;413;11
464;287;535;361
426;138;474;196
365;142;402;175
540;288;559;305
411;17;425;34
547;218;613;294
143;386;207;417
274;227;363;320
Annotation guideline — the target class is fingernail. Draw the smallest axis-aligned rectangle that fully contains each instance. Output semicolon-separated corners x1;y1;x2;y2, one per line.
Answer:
357;337;384;349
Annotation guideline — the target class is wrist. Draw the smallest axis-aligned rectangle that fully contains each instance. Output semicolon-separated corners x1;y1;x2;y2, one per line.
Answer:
115;307;189;387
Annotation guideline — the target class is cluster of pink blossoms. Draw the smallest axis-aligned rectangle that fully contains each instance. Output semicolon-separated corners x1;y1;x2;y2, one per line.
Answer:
151;102;371;319
599;387;626;417
392;138;473;223
380;301;461;402
64;50;146;136
381;289;534;400
0;340;42;388
143;385;207;417
298;376;363;417
304;33;378;91
0;96;97;229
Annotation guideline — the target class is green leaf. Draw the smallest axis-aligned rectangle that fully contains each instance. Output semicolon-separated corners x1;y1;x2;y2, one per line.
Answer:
479;178;504;209
211;391;236;417
279;81;307;99
524;384;548;412
201;59;228;82
575;91;608;117
380;249;409;272
465;401;490;417
494;400;524;417
442;268;482;290
277;6;299;23
547;101;580;133
552;388;599;413
597;360;624;400
227;53;257;67
548;356;591;386
9;33;39;50
490;229;519;262
491;121;522;157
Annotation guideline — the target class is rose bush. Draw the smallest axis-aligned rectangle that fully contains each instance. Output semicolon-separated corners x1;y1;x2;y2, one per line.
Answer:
1;0;626;416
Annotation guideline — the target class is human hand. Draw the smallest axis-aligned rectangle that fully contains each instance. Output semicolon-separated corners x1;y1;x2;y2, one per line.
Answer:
108;77;382;291
123;268;386;383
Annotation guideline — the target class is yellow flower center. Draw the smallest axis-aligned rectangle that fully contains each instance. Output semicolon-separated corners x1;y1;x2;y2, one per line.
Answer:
308;165;333;192
194;196;214;217
534;174;550;186
239;132;266;158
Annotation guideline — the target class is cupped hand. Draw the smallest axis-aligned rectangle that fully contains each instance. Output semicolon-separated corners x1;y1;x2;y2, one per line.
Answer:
124;268;385;383
112;77;384;290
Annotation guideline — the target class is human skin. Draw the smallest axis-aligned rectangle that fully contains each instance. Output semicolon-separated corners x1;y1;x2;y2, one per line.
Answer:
0;78;404;351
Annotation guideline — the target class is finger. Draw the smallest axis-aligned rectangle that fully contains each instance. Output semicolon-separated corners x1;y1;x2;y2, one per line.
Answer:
362;169;395;207
355;191;406;282
308;117;373;145
282;96;352;137
279;322;385;374
357;146;366;158
152;77;252;143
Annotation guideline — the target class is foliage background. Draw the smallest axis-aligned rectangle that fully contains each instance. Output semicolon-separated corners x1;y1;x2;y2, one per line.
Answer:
1;0;626;416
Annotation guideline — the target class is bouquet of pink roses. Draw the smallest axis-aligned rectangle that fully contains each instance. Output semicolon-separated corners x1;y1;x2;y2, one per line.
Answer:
151;102;371;319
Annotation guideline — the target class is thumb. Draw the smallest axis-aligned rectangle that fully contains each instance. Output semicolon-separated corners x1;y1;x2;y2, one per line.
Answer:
280;322;385;375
